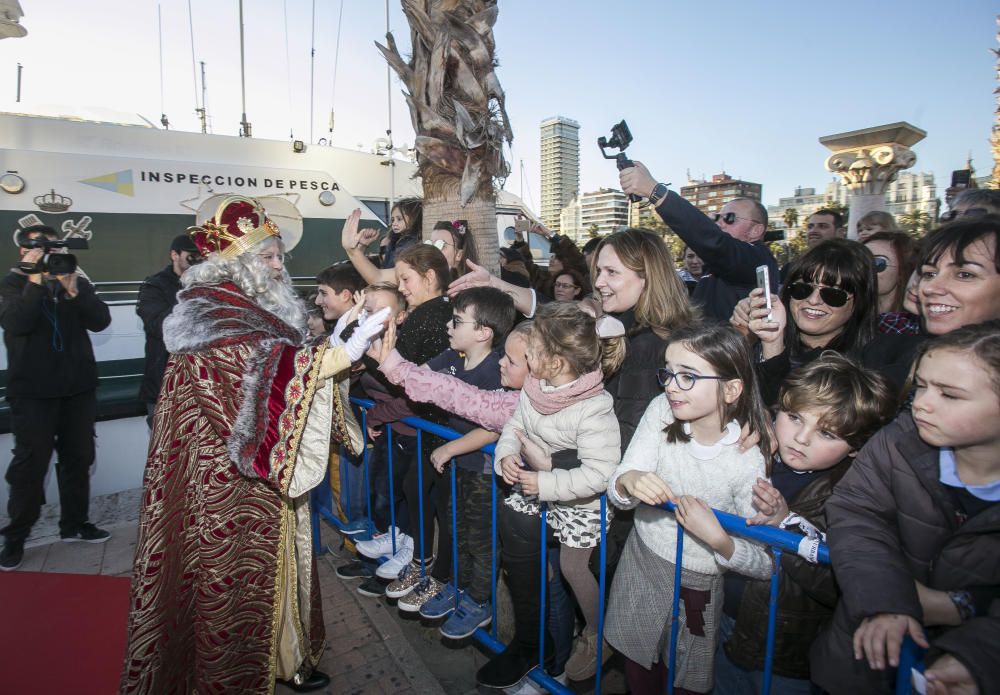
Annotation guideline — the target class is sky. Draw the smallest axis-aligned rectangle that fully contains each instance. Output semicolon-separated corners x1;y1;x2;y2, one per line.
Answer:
0;0;996;210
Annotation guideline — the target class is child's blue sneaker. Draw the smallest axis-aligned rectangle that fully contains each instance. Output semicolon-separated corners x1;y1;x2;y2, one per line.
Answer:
418;582;461;620
439;593;492;640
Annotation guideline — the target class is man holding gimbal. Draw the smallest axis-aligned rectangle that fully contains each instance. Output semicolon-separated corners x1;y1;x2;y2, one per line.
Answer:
0;224;112;571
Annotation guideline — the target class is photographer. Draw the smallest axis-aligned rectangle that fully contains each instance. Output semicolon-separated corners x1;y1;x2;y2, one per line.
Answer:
620;162;778;322
0;225;111;571
136;234;202;427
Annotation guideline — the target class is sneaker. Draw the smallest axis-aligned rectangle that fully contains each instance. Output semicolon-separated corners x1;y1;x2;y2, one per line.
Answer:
375;536;414;579
340;518;372;537
0;540;24;571
385;563;426;599
417;582;461;619
355;527;408;560
60;522;111;544
440;593;492;640
504;671;568;695
564;629;612;681
356;576;388;598
398;576;446;613
335;559;374;581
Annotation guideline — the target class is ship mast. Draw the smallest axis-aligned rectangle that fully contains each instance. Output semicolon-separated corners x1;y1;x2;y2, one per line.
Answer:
238;0;251;137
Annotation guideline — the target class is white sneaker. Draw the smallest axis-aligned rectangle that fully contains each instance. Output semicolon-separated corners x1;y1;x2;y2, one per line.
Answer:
375;536;414;579
504;671;567;695
355;527;407;560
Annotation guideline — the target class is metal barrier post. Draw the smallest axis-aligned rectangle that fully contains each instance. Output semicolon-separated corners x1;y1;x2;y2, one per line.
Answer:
897;636;926;695
762;547;782;695
490;455;498;638
595;494;608;695
539;504;548;669
667;523;685;695
361;407;374;538
386;425;397;557
450;459;459;610
416;429;426;574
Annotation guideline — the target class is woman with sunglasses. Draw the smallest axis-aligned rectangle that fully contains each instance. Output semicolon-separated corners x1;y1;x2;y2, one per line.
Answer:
862;231;920;335
425;219;479;278
741;239;879;406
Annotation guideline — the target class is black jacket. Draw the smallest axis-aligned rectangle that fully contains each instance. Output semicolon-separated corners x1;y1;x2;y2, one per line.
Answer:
0;271;111;399
136;264;182;403
654;191;778;323
604;310;668;453
811;411;1000;693
725;457;850;679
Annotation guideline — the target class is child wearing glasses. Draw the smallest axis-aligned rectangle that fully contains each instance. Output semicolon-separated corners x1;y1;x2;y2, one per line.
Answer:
736;239;881;406
367;288;515;634
604;322;774;695
714;353;896;695
478;302;622;688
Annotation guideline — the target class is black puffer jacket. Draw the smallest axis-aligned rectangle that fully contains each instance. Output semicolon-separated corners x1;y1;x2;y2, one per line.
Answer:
724;457;850;679
136;264;182;403
0;271;111;399
603;310;668;453
810;411;1000;694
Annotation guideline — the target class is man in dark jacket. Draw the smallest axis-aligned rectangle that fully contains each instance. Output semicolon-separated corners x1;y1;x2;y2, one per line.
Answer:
136;234;201;426
620;161;779;322
0;225;112;570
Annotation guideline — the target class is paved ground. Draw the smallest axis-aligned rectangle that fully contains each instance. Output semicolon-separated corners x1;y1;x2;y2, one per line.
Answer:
19;519;627;694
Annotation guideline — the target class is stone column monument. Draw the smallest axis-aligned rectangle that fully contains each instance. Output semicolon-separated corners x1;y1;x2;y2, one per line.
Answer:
820;122;926;239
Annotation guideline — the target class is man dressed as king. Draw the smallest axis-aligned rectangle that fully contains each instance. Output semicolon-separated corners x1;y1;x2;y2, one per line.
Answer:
120;196;388;694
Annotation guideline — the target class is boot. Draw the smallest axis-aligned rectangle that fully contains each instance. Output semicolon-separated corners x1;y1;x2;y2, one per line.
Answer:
476;556;553;689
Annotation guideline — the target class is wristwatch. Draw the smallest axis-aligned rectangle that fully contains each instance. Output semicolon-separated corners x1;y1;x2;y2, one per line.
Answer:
648;182;669;207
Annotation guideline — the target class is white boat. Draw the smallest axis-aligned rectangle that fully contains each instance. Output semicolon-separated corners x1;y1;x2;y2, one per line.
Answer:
0;109;537;522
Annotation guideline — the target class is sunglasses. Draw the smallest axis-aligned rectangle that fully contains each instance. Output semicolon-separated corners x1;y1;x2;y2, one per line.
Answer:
713;212;763;226
940;207;990;223
656;368;726;391
788;281;851;307
873;255;892;273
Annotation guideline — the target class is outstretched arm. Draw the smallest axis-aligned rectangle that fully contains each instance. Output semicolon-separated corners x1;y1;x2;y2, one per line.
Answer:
340;208;397;284
448;259;537;317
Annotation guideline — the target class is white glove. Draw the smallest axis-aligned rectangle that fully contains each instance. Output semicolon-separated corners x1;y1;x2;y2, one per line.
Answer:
340;306;391;362
330;310;353;348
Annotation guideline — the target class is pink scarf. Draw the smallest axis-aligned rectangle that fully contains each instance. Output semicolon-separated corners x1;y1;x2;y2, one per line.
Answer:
522;369;605;415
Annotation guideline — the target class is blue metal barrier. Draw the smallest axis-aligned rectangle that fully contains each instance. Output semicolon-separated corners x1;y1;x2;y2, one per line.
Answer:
310;397;924;695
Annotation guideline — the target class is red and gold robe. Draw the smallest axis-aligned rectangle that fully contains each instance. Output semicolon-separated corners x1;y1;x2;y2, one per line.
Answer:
120;282;358;694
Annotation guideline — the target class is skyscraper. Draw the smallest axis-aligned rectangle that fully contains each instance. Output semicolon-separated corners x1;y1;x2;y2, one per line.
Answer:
540;116;580;232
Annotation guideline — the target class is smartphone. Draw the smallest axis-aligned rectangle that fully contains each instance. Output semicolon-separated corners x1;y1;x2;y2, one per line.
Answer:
755;265;772;322
514;218;531;233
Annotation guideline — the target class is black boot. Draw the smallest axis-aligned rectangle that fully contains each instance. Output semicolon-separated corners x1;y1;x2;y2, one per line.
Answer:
476;556;553;689
277;667;330;692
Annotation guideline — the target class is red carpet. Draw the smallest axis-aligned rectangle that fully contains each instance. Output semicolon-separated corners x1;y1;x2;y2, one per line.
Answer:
0;571;131;695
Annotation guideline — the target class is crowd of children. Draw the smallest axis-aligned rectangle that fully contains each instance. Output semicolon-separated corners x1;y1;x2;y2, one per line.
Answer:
309;195;999;695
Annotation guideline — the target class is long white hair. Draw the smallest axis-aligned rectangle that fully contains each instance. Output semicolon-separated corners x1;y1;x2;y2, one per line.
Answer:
182;237;308;336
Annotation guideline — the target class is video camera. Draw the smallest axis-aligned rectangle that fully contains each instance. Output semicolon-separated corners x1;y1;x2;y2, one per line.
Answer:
598;120;641;203
15;226;88;275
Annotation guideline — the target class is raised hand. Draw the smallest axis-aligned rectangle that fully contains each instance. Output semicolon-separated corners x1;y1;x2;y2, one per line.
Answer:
447;259;495;297
745;287;787;358
618;160;656;199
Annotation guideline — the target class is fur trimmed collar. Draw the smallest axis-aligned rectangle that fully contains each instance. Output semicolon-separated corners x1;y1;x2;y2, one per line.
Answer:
164;281;302;354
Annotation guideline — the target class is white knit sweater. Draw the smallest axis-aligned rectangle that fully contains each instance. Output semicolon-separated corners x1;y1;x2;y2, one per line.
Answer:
607;394;772;580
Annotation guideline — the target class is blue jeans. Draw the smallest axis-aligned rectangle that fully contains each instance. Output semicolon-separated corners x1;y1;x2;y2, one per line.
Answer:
713;614;819;695
339;450;367;522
